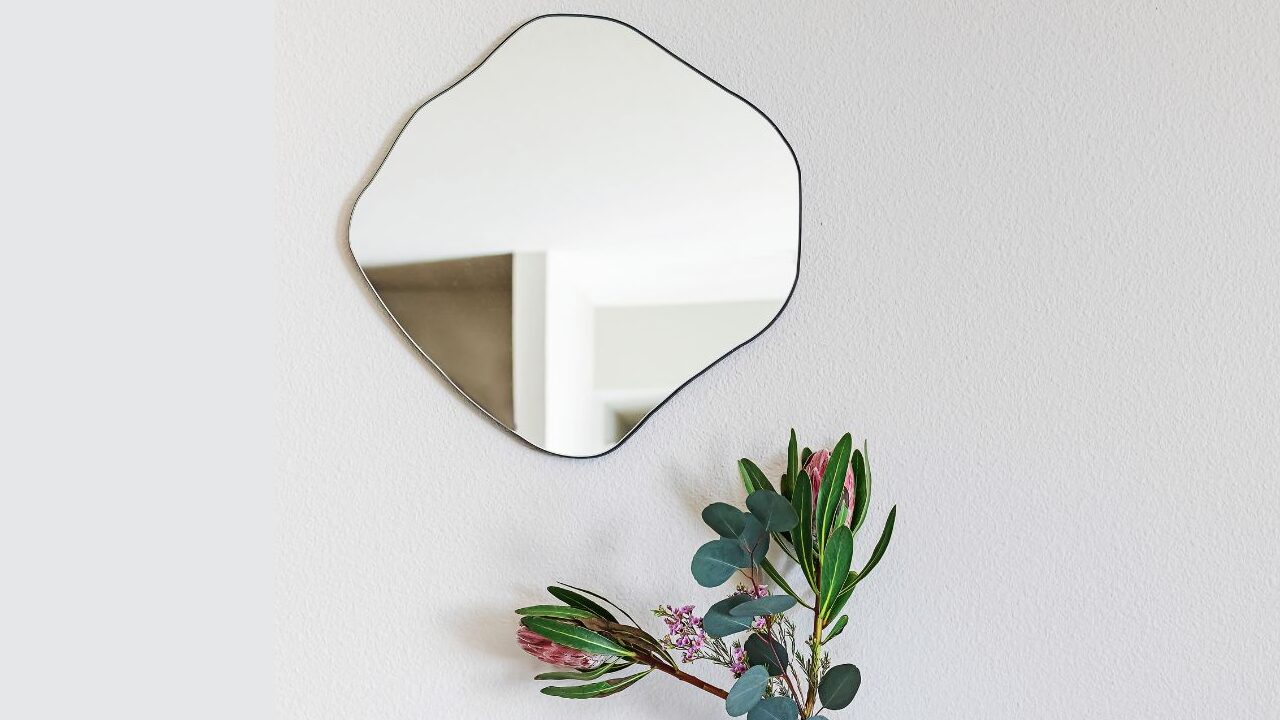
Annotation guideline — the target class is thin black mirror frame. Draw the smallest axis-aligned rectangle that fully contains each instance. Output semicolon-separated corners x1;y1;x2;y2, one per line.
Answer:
345;13;803;459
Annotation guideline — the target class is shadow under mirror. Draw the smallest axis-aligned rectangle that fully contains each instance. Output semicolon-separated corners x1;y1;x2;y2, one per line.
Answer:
350;15;800;457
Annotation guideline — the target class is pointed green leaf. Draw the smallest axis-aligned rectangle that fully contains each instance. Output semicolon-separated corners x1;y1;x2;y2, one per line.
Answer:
748;696;799;720
703;502;747;538
759;558;811;609
540;669;651;699
738;458;776;495
819;525;853;618
516;605;597;620
547;586;616;622
534;661;632;681
692;539;750;587
850;448;870;535
855;506;896;585
786;430;799;498
729;594;796;617
818;664;861;710
790;474;817;592
744;633;789;676
815;434;853;551
703;594;756;638
823;615;849;643
725;665;768;716
746;490;799;533
520;618;634;658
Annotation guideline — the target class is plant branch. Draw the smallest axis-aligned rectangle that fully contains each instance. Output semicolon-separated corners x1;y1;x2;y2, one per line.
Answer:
641;652;728;699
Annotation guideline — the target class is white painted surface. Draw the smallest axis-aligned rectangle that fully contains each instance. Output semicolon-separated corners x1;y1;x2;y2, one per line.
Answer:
276;3;1280;720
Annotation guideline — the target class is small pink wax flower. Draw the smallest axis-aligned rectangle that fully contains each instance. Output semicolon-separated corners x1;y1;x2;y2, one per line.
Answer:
516;626;604;670
805;449;856;522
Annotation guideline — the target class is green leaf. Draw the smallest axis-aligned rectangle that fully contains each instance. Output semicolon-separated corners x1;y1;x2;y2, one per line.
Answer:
758;558;811;608
790;474;817;592
703;595;756;638
725;665;768;716
818;664;861;710
801;447;813;465
785;429;799;500
520;618;635;659
516;605;597;620
729;594;796;617
746;490;799;533
823;615;849;643
744;633;789;676
815;434;853;551
855;506;896;585
812;716;830;720
819;525;853;619
540;669;651;699
828;574;857;620
547;586;616;622
739;514;770;565
692;539;750;587
738;458;776;495
703;502;747;538
534;661;632;681
748;696;799;720
849;448;870;535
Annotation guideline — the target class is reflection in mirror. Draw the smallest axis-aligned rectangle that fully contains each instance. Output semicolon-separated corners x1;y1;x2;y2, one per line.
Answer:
350;15;800;457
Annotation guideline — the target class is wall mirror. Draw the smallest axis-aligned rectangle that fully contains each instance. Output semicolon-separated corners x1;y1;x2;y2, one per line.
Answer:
349;14;800;457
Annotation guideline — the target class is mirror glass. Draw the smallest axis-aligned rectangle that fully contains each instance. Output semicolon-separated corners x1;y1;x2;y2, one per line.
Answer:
349;15;799;457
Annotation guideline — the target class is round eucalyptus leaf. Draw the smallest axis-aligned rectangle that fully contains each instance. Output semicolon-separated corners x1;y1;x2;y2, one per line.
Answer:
746;490;799;532
744;633;788;676
739;514;770;564
702;502;747;538
818;663;861;710
703;595;756;638
747;696;799;720
725;665;768;717
728;594;796;618
691;539;750;587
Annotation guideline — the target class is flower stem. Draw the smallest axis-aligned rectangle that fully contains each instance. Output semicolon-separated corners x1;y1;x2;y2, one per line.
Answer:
645;655;729;699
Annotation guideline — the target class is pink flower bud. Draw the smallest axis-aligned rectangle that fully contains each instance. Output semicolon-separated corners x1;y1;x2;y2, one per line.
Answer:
516;626;605;670
805;449;856;523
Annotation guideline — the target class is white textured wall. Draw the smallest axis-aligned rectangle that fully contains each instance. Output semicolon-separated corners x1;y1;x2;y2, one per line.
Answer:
276;2;1280;719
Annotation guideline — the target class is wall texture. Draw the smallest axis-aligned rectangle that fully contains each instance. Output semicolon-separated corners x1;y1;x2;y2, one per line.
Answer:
276;2;1280;718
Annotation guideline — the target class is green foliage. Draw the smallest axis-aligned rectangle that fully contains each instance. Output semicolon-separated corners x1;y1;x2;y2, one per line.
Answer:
515;605;597;621
789;472;817;592
746;490;798;533
818;664;861;710
819;525;853;619
691;539;750;587
739;514;770;565
534;661;631;681
539;669;651;699
702;595;757;638
748;696;799;720
815;434;853;552
703;502;748;538
744;633;789;676
738;458;775;495
856;506;896;583
728;595;796;618
850;448;870;534
759;558;809;607
725;665;769;716
822;614;848;643
547;586;616;623
520;618;635;659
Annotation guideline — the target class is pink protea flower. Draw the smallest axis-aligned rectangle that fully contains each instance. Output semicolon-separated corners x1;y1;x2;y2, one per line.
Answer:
805;449;856;522
516;626;605;670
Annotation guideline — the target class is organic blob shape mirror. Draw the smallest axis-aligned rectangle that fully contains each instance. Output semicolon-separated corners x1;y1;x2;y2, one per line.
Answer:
349;15;800;457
